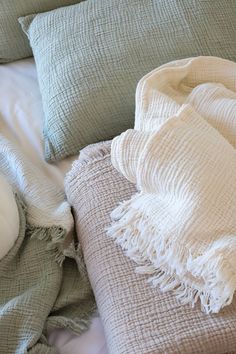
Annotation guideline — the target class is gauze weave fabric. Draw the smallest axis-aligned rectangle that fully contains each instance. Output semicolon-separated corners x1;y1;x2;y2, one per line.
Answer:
0;133;96;353
108;56;236;314
19;0;236;161
0;0;81;63
65;141;236;353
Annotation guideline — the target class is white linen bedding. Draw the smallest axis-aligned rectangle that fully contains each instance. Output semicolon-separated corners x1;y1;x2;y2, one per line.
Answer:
0;58;107;354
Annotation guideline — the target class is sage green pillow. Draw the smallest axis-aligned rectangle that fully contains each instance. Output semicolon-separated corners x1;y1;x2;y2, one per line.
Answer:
0;0;82;63
20;0;236;162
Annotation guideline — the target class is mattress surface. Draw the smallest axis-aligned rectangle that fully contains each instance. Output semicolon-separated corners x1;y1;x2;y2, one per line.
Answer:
0;58;108;354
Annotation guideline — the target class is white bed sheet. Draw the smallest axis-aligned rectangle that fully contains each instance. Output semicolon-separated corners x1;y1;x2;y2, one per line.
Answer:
0;58;107;354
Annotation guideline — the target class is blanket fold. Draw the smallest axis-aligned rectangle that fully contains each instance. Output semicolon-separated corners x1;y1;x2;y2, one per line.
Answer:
65;140;236;353
0;134;95;353
108;56;236;314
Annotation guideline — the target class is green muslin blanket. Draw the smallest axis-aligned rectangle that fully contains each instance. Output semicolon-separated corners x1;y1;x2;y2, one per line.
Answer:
0;135;96;353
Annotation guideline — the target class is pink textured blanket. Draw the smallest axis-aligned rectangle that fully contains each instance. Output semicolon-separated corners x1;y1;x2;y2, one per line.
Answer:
65;141;236;354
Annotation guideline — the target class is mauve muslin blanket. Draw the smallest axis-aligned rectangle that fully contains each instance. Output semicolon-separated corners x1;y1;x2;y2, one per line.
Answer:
65;141;236;354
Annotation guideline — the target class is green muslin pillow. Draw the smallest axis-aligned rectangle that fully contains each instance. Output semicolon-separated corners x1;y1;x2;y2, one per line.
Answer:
0;0;82;63
20;0;236;162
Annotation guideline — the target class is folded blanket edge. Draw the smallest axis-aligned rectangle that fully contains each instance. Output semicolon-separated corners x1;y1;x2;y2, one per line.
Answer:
107;198;236;314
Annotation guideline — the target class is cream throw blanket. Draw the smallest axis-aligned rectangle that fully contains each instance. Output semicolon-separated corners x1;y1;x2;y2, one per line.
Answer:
108;56;236;314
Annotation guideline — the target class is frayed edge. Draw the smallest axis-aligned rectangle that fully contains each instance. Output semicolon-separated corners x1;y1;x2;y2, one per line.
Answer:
45;301;97;337
67;141;111;177
14;194;71;266
63;241;88;279
27;224;66;265
65;141;112;198
79;141;111;165
107;202;236;314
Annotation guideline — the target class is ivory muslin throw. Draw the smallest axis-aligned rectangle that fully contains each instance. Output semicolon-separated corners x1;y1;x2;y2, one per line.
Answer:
108;57;236;314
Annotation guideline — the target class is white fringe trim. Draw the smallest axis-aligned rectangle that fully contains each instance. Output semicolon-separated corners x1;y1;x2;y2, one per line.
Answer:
107;199;236;314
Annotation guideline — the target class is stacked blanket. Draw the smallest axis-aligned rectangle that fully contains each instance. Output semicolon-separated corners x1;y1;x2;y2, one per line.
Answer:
65;141;236;354
108;56;236;314
0;135;95;353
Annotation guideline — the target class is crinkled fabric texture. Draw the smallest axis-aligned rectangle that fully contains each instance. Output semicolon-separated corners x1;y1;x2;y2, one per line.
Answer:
65;141;236;354
0;195;96;354
108;56;236;314
0;131;95;353
0;0;82;63
20;0;236;161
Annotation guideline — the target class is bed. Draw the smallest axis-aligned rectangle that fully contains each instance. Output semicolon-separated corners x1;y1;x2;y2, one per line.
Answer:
1;0;236;353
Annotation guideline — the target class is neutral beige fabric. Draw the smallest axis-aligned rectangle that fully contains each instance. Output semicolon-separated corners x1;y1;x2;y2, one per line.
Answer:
65;141;236;354
109;56;236;314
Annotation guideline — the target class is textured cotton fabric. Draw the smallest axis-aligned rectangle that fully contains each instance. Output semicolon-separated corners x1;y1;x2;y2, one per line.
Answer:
0;134;96;353
65;141;236;354
0;133;72;233
0;57;107;354
0;196;95;354
108;56;236;314
0;0;81;63
20;0;236;161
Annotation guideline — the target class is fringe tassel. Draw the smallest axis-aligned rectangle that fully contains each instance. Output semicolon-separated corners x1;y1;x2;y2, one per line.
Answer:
69;141;111;174
63;241;88;279
27;224;66;266
15;194;79;268
107;201;236;314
